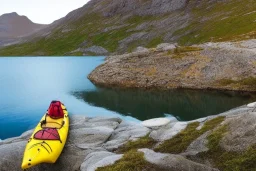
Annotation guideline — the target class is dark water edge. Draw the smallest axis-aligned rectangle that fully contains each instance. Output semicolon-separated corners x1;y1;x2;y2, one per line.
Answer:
74;87;256;121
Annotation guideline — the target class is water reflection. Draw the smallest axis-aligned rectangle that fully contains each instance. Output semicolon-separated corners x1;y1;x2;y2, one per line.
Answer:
74;88;256;121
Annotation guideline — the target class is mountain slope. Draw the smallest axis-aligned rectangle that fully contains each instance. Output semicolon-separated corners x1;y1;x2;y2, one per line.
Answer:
0;12;46;38
0;0;255;56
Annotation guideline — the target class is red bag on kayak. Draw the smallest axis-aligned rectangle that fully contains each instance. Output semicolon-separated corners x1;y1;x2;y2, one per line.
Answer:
47;101;64;119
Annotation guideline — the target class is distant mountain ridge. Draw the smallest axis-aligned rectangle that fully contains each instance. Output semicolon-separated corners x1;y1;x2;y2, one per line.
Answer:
0;0;255;56
0;12;46;39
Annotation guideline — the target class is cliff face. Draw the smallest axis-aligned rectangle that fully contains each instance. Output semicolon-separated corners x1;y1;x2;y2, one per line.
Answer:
0;0;255;56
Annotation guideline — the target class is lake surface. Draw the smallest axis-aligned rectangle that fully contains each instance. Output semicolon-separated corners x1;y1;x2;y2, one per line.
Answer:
0;57;256;140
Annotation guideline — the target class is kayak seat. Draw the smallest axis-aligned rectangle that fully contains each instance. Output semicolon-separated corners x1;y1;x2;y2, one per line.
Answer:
41;115;64;129
34;128;60;141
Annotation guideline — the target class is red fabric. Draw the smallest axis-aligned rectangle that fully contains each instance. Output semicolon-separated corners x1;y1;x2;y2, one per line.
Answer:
48;101;64;119
34;128;60;140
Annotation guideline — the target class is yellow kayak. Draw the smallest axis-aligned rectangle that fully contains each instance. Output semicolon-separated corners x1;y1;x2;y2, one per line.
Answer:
21;102;69;169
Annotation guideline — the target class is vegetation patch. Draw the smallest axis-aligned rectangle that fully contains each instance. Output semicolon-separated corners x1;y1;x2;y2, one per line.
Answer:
96;150;163;171
155;116;225;154
175;0;256;45
219;77;256;87
117;134;156;153
174;46;203;53
146;37;163;48
198;124;256;171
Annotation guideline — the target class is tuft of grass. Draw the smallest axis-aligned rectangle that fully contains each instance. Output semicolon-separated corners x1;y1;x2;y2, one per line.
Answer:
155;122;200;153
155;116;225;154
146;37;163;48
198;124;256;171
96;150;163;171
117;134;157;153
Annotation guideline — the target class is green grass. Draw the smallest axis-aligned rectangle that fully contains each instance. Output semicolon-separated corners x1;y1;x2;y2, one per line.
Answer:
96;150;163;171
176;0;256;45
1;0;256;56
198;124;256;171
146;37;163;48
117;134;157;153
155;116;225;154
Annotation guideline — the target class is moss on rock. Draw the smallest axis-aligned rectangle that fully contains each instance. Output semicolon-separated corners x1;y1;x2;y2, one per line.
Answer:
155;116;225;154
96;150;163;171
117;134;157;153
198;124;256;171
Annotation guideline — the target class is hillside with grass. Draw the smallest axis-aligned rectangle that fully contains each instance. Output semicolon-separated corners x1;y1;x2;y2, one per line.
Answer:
0;0;255;56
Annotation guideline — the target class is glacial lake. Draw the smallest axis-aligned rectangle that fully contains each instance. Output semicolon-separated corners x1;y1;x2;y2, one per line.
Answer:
0;57;256;140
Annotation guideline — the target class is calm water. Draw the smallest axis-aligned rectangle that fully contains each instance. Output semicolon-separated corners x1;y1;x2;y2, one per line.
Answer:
0;57;256;140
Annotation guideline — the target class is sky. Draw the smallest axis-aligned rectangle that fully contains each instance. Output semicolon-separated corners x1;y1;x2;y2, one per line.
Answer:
0;0;90;24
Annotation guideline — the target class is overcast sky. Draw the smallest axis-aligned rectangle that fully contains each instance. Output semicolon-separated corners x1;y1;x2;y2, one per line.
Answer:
0;0;90;24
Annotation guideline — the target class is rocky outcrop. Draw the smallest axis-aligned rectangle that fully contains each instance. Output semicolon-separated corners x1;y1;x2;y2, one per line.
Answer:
88;40;256;92
0;103;256;171
81;46;109;56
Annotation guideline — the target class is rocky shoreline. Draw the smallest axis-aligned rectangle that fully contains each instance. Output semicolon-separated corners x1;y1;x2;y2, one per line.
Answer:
1;102;256;171
88;40;256;92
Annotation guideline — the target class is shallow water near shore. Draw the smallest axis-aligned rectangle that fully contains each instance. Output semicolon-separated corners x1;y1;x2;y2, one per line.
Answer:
0;57;256;140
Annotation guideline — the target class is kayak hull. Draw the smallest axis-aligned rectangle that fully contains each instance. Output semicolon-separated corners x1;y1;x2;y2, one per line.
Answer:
21;104;69;169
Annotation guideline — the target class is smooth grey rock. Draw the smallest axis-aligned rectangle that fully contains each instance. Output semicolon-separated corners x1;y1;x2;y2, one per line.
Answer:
80;151;122;171
110;121;150;140
0;141;26;171
69;115;90;129
90;154;122;170
150;122;187;141
102;138;128;151
103;121;150;151
139;148;219;171
69;127;114;149
71;116;120;130
82;46;109;55
88;117;122;124
221;112;256;152
142;118;172;129
134;46;150;53
185;131;210;155
156;43;176;51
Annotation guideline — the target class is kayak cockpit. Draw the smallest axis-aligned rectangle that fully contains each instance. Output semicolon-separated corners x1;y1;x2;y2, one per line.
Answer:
41;115;64;129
